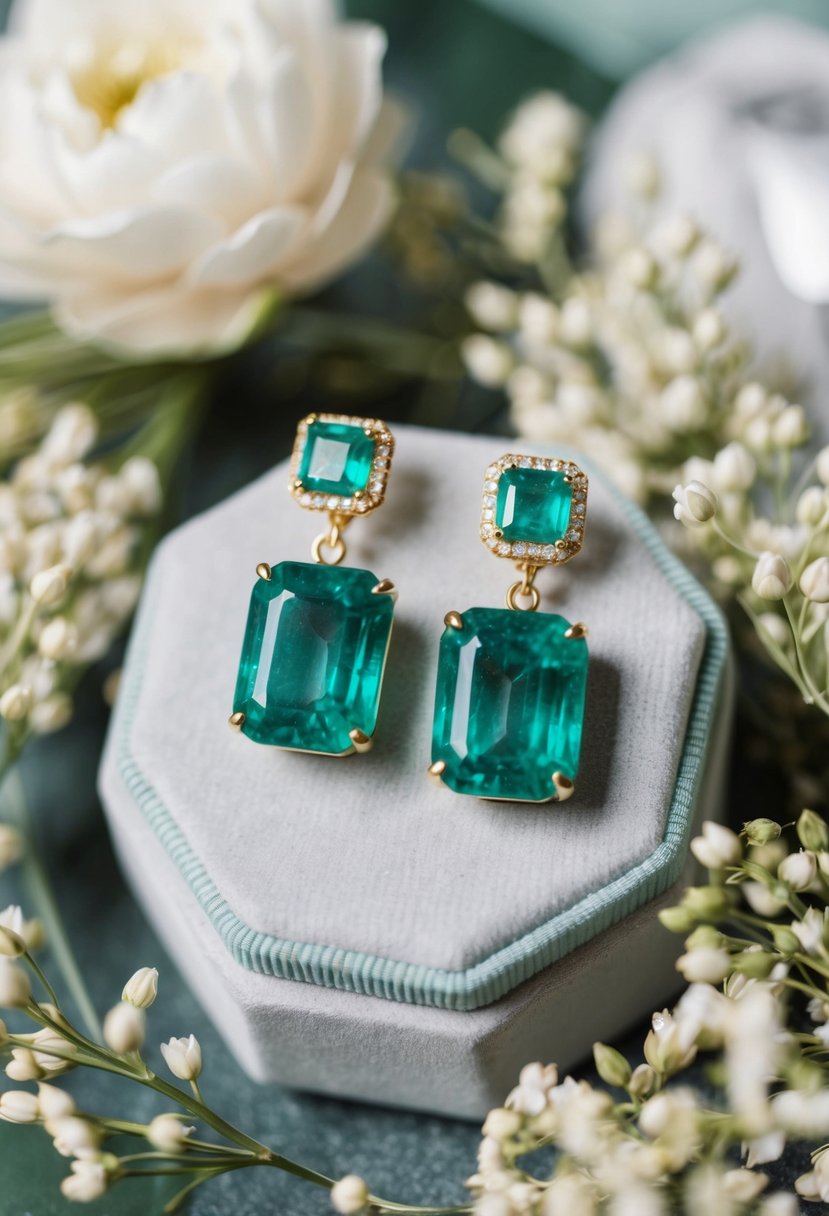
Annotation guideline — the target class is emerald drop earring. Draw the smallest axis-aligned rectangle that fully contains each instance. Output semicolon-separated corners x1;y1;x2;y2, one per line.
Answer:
429;453;589;803
230;413;397;756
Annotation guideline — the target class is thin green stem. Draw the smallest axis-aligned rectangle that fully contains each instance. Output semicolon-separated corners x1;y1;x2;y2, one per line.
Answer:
2;773;103;1041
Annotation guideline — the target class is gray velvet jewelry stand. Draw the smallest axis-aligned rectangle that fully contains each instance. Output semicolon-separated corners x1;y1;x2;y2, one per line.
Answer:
99;426;733;1119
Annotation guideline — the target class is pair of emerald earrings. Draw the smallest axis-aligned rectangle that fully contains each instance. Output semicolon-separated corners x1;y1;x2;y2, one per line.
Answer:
230;413;590;805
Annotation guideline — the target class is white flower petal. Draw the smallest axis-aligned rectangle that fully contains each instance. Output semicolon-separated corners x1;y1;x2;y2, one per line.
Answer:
118;71;230;163
280;164;393;291
55;279;273;356
258;49;315;201
151;152;266;230
42;205;223;281
188;206;305;287
52;132;165;216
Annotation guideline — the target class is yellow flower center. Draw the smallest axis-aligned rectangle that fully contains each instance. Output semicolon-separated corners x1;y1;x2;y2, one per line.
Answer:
70;39;188;130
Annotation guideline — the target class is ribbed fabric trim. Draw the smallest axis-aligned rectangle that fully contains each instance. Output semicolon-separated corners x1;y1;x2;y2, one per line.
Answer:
113;461;729;1012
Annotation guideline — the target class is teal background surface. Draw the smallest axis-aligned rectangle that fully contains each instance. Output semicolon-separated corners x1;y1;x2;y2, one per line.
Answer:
0;0;814;1212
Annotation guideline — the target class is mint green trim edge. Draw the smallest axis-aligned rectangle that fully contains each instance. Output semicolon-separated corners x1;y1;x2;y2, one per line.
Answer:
113;461;729;1013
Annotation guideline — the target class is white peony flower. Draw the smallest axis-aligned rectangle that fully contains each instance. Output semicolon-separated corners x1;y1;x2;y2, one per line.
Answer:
0;0;398;356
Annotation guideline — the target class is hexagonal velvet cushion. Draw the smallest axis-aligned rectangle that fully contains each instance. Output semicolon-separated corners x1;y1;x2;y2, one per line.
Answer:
100;426;731;1118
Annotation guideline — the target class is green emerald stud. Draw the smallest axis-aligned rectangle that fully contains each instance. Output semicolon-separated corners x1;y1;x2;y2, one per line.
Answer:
290;413;395;516
232;413;397;756
480;454;588;565
431;453;590;803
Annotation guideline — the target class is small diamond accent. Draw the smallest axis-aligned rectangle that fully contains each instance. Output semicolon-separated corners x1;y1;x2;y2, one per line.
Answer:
497;542;511;556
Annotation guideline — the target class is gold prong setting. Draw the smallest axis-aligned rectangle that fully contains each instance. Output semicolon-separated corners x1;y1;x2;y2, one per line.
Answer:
228;711;246;731
564;622;589;640
349;728;374;754
552;772;575;801
480;455;588;566
256;562;272;581
288;413;395;517
428;760;447;785
443;610;464;630
371;578;399;603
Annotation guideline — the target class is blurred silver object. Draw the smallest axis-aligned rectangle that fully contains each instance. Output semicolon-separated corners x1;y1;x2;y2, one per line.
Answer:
582;16;829;432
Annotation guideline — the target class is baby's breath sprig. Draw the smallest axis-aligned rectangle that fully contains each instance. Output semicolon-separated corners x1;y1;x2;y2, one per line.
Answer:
0;939;470;1215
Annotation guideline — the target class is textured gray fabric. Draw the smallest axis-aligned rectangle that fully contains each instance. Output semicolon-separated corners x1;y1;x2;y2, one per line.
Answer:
111;427;704;971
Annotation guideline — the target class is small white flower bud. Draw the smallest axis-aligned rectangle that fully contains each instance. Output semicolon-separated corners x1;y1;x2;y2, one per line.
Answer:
119;457;161;517
30;563;71;606
797;810;829;853
160;1034;202;1081
796;486;828;527
103;1001;146;1054
51;1114;101;1157
757;613;790;650
38;617;77;661
331;1174;370;1215
0;824;23;871
482;1107;523;1140
620;247;658;290
41;404;98;467
461;335;514;387
0;684;31;722
6;1047;43;1081
672;481;717;527
723;1168;769;1202
758;1194;800;1216
773;404;809;448
800;557;829;604
464;282;518;331
743;415;774;452
662;375;707;431
61;511;100;566
693;307;726;351
816;446;829;487
558;297;592;347
29;693;73;736
659;328;697;374
60;1160;108;1203
693;238;738;292
518;294;558;344
676;946;731;983
37;1082;76;1121
735;382;768;419
713;442;755;492
147;1113;195;1153
593;1042;632;1088
778;850;817;891
628;1063;656;1101
0;960;31;1007
0;1089;40;1123
713;556;744;586
31;1028;75;1074
690;822;741;870
752;552;792;600
122;967;158;1009
655;214;699;257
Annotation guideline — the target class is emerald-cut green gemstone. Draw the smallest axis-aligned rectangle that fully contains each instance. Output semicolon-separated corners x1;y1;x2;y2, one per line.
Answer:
298;420;375;496
233;562;393;754
431;607;588;802
495;466;572;543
